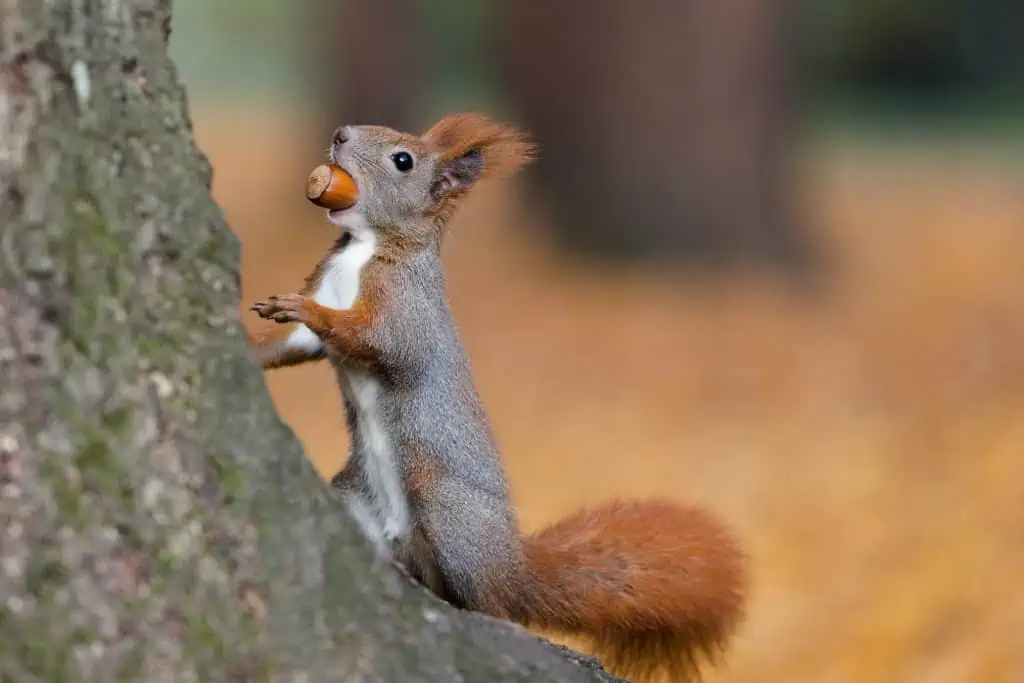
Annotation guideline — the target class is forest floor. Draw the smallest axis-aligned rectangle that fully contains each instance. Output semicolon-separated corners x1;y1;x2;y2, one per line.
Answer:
195;105;1024;683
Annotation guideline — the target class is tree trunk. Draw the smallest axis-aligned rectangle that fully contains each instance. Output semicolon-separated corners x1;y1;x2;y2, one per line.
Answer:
501;0;812;271
0;2;621;681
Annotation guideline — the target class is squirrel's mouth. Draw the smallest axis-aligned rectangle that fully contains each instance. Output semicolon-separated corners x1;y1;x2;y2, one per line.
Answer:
325;165;357;226
327;204;356;226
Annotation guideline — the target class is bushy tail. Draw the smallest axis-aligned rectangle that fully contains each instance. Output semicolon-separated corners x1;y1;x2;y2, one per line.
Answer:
519;499;747;682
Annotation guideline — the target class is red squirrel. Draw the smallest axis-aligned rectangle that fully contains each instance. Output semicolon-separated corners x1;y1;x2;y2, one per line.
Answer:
249;112;748;682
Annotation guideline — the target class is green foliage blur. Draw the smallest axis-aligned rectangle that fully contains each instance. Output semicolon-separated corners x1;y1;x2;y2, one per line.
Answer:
803;0;1024;133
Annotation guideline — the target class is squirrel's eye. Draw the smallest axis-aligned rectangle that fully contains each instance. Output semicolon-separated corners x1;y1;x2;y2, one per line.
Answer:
391;151;414;172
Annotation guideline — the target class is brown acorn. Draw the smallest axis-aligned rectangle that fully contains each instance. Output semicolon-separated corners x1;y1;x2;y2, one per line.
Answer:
306;164;358;210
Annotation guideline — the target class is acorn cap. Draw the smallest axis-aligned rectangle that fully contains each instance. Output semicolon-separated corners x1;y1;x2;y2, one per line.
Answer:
307;164;358;210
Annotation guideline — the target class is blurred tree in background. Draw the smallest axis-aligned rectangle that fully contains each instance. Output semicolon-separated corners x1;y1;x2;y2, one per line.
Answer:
309;0;500;132
311;0;432;132
500;1;806;270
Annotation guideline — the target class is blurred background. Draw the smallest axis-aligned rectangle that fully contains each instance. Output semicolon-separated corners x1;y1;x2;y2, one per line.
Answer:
170;2;1023;681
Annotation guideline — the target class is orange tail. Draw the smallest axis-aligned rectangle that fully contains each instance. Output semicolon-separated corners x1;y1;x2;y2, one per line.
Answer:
520;499;747;682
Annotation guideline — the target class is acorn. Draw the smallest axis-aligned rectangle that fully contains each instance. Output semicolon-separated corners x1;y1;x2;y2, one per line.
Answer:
306;164;358;210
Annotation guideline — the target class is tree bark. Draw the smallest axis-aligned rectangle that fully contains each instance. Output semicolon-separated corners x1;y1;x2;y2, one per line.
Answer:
0;2;622;682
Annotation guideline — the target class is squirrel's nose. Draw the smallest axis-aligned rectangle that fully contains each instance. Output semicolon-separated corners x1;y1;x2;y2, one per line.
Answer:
332;126;350;146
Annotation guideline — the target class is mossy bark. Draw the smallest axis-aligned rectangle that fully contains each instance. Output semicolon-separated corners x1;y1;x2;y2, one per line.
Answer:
0;3;622;681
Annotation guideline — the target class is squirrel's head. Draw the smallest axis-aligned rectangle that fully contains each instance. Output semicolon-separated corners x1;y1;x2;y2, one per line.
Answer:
326;112;536;241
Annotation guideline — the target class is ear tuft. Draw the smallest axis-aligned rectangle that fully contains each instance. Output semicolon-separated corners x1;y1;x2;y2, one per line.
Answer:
423;112;537;202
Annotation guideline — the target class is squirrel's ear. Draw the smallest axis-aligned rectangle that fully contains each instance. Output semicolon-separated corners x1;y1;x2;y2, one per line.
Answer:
430;147;486;201
424;112;536;202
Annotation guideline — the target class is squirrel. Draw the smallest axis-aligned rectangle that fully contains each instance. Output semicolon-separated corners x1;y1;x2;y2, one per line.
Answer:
248;112;748;682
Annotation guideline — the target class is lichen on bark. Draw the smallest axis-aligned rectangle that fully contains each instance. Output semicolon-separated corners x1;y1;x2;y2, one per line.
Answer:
0;2;623;682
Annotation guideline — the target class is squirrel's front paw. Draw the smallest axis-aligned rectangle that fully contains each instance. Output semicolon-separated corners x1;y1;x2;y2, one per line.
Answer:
250;293;310;324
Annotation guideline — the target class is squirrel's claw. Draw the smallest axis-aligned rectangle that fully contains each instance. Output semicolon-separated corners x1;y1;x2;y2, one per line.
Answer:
271;311;300;323
251;294;308;324
250;298;277;319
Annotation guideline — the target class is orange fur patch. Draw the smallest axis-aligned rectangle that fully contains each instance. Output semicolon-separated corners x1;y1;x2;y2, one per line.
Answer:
424;111;537;184
300;283;382;372
520;499;748;682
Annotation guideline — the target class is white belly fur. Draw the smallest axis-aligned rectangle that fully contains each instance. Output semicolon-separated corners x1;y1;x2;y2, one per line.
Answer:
305;215;409;552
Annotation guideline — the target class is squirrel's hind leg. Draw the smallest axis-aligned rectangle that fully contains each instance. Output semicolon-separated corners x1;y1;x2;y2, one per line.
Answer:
331;465;392;555
412;482;526;620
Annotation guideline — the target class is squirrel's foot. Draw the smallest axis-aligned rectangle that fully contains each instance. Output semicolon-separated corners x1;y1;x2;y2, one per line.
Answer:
251;293;311;325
